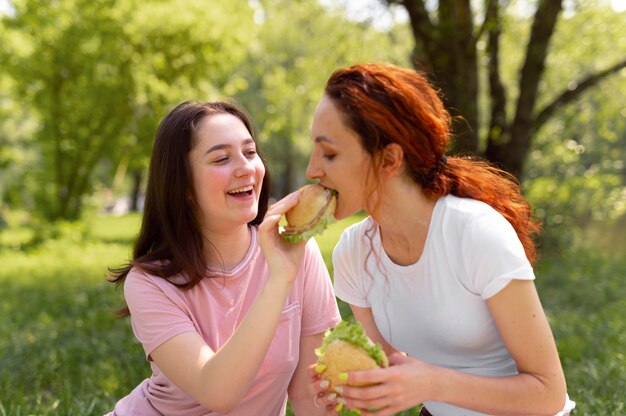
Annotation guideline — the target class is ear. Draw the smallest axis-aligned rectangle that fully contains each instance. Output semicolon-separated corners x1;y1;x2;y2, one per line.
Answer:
380;143;404;177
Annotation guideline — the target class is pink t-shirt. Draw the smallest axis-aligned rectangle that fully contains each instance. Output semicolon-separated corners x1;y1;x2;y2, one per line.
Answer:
107;228;341;416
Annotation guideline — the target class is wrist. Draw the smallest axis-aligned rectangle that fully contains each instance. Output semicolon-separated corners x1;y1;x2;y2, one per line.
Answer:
264;275;294;295
425;363;449;402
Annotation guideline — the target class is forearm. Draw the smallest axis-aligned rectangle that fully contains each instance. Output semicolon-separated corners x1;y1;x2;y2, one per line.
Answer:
199;277;293;410
288;333;328;416
430;365;566;416
289;395;327;416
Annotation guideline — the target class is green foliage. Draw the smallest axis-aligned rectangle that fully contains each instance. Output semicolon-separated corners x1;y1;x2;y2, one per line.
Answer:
517;2;626;254
118;0;256;190
535;251;626;415
0;225;144;414
0;0;255;220
3;0;136;220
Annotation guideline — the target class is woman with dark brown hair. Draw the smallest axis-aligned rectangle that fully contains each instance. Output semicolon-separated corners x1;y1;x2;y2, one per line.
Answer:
307;63;575;416
105;100;340;415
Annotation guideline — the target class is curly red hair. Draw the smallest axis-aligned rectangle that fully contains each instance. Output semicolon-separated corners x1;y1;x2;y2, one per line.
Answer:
325;63;541;265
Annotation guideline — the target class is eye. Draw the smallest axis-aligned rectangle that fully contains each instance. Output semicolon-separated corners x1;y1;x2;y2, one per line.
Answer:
245;148;258;159
213;156;230;164
323;153;336;161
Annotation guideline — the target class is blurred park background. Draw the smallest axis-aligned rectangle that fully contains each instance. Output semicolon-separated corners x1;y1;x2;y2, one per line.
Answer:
1;0;625;414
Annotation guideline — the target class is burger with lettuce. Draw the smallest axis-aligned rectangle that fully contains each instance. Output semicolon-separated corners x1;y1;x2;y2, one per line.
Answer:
315;320;389;391
281;184;337;243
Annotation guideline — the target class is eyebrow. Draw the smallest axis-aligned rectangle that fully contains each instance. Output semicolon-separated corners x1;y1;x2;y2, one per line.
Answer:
314;136;333;144
205;138;255;155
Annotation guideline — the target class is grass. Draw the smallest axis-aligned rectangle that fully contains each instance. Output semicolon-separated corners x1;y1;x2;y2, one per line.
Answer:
0;212;624;415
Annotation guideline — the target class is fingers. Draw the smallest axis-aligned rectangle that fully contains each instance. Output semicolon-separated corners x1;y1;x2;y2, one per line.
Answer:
388;351;411;365
265;190;301;217
341;367;387;387
332;371;394;414
258;191;301;237
257;213;283;235
308;371;342;414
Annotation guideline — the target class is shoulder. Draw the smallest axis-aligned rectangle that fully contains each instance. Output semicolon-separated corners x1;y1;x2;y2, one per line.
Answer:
335;216;374;251
441;194;501;220
439;195;510;234
332;216;375;270
124;266;184;299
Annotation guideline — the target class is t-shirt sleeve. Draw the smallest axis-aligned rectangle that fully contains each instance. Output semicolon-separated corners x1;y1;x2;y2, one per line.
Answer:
461;210;535;300
332;228;370;308
124;270;197;359
300;238;342;336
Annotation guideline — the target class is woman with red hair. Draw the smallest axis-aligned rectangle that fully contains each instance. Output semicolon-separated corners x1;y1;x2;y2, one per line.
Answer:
308;63;575;416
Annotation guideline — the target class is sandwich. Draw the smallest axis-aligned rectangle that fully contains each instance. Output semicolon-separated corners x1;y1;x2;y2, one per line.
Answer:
281;184;337;243
315;320;389;392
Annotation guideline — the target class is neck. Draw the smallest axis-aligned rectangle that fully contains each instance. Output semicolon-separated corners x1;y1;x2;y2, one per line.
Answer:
202;225;252;269
371;177;437;265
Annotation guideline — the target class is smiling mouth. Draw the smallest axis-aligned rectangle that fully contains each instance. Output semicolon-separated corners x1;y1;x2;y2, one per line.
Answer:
227;185;254;197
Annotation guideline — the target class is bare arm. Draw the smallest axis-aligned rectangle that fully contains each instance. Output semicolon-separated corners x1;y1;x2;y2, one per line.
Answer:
350;305;403;357
288;333;328;415
150;278;293;413
150;192;306;413
340;280;568;416
426;279;567;415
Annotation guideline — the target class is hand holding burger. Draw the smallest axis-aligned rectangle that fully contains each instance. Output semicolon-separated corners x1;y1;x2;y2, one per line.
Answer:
281;184;337;243
315;321;389;392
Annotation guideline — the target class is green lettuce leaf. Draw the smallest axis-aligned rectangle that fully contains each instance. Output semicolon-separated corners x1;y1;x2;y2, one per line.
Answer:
316;320;388;367
282;211;336;243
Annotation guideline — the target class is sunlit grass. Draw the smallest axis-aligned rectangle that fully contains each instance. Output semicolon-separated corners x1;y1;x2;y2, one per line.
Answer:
0;212;624;414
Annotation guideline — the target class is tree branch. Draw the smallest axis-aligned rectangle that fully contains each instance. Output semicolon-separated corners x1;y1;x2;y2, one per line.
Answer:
513;0;562;130
485;0;508;148
396;0;438;68
476;0;511;42
534;57;626;131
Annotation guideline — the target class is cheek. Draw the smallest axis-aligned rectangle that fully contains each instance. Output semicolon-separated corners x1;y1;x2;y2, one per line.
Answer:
193;169;226;201
255;160;266;179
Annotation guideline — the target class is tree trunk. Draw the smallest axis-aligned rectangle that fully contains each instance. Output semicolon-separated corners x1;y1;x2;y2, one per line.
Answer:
396;0;626;180
281;144;294;197
402;0;479;154
130;169;143;212
485;0;563;178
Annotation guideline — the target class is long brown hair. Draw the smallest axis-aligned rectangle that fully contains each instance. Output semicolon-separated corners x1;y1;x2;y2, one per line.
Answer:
108;101;270;314
325;63;540;265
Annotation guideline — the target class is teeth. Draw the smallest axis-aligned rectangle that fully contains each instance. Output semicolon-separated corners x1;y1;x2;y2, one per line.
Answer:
228;185;253;194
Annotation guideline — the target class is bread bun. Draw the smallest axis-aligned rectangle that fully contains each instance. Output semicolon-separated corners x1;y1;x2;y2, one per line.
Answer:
285;184;333;228
282;184;337;243
315;321;389;394
317;340;380;390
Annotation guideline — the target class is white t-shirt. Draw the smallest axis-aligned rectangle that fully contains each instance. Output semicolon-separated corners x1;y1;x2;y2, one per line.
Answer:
333;195;550;416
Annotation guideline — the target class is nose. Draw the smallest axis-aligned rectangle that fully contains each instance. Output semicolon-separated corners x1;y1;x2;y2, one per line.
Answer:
306;152;322;180
234;154;255;177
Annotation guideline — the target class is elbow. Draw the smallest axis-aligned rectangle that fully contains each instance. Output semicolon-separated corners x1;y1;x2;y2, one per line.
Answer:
288;389;309;406
542;377;568;415
199;391;244;414
288;382;315;410
201;399;238;414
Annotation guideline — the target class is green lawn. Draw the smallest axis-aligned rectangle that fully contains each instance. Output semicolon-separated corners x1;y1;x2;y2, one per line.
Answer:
0;213;624;415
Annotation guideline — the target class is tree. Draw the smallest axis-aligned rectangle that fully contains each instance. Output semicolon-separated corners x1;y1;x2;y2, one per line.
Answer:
1;0;255;218
2;0;135;220
387;0;626;178
522;4;626;249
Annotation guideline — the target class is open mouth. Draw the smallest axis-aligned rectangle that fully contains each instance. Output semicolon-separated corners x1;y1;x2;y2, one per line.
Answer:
227;185;254;197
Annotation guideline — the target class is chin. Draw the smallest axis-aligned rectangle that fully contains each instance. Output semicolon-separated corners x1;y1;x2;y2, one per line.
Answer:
242;209;259;224
334;204;360;220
